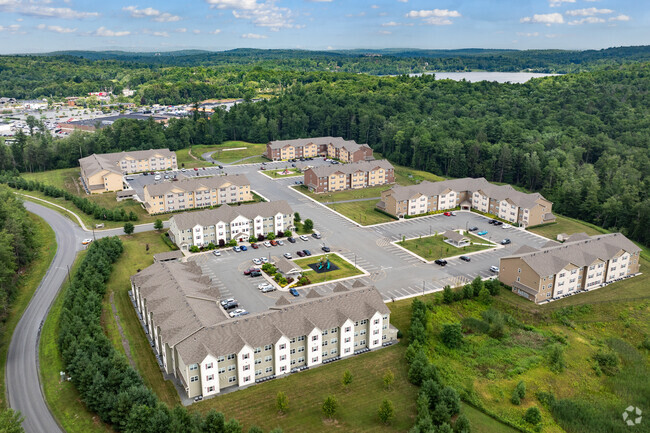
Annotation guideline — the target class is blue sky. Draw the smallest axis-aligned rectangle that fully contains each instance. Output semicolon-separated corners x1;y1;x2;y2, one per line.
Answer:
0;0;647;53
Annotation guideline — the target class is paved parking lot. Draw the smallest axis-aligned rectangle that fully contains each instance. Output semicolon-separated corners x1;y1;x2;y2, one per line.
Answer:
133;154;553;304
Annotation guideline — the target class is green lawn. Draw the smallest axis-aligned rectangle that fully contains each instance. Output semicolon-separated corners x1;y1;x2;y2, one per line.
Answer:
292;184;388;203
266;168;304;178
393;165;446;186
233;156;269;165
0;212;56;409
328;201;397;226
176;147;214;169
22;167;81;195
40;250;115;433
397;232;496;261
293;253;364;285
193;141;267;164
101;231;181;407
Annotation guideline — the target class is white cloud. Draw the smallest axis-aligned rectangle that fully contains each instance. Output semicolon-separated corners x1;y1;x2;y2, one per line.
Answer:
13;4;99;19
123;6;181;22
568;16;604;25
0;24;20;33
241;32;267;38
406;9;461;25
207;0;298;31
565;7;613;16
516;32;539;37
37;23;76;33
549;0;575;7
306;0;332;2
378;30;391;34
609;14;630;22
520;13;564;25
206;0;260;9
371;4;379;9
397;0;408;3
209;29;221;34
143;29;170;37
193;29;201;34
175;27;187;33
94;26;130;37
382;21;400;26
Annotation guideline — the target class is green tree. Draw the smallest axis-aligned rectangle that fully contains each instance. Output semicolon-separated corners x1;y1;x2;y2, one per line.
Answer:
442;285;454;304
524;407;542;425
153;219;163;231
377;399;395;424
511;381;526;405
0;409;24;433
322;395;338;419
303;219;314;232
383;369;394;390
283;229;292;238
342;369;353;389
123;222;134;235
478;287;492;305
454;413;471;433
471;276;484;297
294;212;301;223
266;232;276;240
441;324;463;348
276;391;289;414
462;284;473;300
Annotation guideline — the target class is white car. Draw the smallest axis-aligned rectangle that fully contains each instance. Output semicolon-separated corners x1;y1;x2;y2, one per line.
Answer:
300;235;309;241
229;309;246;318
258;283;272;290
490;265;500;273
260;257;269;263
212;250;221;256
252;258;262;265
277;240;284;246
82;238;93;245
154;175;161;181
283;252;292;259
502;223;511;229
220;298;235;306
263;241;272;247
450;211;457;216
261;286;276;293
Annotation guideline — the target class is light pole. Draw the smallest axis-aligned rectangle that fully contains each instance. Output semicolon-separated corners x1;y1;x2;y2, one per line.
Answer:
429;225;431;236
354;254;357;269
422;280;425;296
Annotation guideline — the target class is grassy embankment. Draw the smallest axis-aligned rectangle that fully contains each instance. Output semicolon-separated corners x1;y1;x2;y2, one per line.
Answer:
0;213;56;409
178;141;267;167
292;253;364;285
397;232;496;261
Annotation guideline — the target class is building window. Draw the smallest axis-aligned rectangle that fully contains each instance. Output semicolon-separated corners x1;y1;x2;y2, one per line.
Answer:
206;374;214;381
242;353;249;360
243;365;250;371
312;335;318;341
265;344;272;351
190;376;199;383
279;343;286;350
228;376;236;383
189;364;198;371
227;353;236;360
228;365;236;372
207;386;215;392
312;357;318;363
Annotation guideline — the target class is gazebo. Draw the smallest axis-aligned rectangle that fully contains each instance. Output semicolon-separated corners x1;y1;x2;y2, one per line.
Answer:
442;230;470;247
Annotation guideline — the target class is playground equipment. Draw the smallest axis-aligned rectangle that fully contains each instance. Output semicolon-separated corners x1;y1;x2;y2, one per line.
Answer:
317;255;331;271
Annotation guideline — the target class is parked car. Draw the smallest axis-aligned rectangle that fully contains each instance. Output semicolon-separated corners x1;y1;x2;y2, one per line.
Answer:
296;250;306;257
250;270;262;277
181;168;186;172
270;240;278;246
263;241;272;247
223;301;238;310
240;245;248;251
283;252;293;259
171;177;178;181
300;235;309;241
243;268;256;275
233;246;241;252
502;223;511;229
488;219;497;224
277;240;284;246
312;232;322;239
459;255;471;262
450;211;457;216
82;239;93;245
289;288;300;297
220;298;235;306
287;237;296;243
477;231;488;236
468;226;478;231
212;250;221;256
261;285;276;293
490;265;500;273
193;167;199;171
164;174;169;179
434;259;448;266
260;166;266;170
258;283;272;290
252;258;262;265
251;243;259;249
154;175;161;181
443;212;452;216
321;246;331;252
260;257;269;263
291;163;296;167
229;309;247;318
303;249;312;256
500;238;511;245
494;221;503;226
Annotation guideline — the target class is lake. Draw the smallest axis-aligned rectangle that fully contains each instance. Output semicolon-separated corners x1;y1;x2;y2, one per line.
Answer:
409;71;560;83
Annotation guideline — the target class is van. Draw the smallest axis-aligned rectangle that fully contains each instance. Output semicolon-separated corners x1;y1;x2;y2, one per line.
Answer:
125;176;134;181
154;175;161;181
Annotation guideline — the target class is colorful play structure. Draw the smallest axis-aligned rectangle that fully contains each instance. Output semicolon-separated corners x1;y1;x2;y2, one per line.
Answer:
317;255;331;271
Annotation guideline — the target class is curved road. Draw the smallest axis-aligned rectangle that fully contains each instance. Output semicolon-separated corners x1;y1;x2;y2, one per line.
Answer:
6;201;85;433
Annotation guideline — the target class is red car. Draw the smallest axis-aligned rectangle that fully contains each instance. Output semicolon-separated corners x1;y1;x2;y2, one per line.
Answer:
260;166;266;170
250;243;259;249
270;240;278;246
193;167;199;171
443;212;452;216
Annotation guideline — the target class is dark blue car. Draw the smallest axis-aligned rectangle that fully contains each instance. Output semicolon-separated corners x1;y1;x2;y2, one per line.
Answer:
240;245;248;251
289;288;299;297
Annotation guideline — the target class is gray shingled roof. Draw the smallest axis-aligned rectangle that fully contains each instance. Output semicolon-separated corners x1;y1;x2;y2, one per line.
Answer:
175;284;390;363
442;230;469;244
267;136;370;153
153;250;184;262
503;233;640;277
170;200;293;231
79;148;174;178
307;160;394;178
144;174;250;197
383;177;549;210
275;257;302;275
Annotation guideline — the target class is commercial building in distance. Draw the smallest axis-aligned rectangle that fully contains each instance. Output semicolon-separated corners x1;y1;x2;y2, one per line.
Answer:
303;160;395;193
79;148;177;194
130;260;397;399
142;174;252;214
58;113;169;133
499;232;641;304
265;137;374;163
168;200;293;249
377;177;554;227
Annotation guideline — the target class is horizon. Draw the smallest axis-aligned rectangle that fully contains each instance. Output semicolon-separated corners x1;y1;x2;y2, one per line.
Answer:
0;0;647;54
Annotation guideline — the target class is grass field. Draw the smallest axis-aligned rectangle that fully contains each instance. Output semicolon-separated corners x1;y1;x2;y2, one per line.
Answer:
266;168;303;178
397;233;496;261
234;156;269;165
175;147;214;169
101;231;181;407
393;165;446;185
293;253;364;285
0;212;56;409
328;201;396;226
530;214;608;240
185;141;267;164
293;184;387;203
40;250;115;433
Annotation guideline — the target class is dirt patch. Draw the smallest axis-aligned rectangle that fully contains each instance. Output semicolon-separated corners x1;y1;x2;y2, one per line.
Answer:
109;292;135;368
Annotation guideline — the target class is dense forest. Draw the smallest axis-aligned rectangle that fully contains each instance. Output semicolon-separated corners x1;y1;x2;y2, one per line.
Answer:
0;185;36;321
1;62;649;247
2;46;650;102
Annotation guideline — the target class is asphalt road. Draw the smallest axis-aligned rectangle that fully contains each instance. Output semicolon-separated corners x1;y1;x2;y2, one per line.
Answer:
6;201;86;433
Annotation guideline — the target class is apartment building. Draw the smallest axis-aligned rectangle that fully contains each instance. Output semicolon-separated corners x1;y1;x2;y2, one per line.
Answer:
142;174;252;214
304;160;395;193
499;233;641;304
79;149;177;194
131;262;398;399
265;137;374;162
168;201;294;249
377;177;554;227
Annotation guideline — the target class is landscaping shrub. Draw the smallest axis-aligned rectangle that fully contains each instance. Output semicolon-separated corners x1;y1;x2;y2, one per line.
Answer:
593;349;620;376
189;245;199;253
511;381;526;405
461;317;490;335
547;343;566;373
523;407;542;425
441;324;463;348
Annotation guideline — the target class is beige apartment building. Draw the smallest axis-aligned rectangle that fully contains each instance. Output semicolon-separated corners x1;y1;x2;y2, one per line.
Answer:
303;160;395;193
377;177;554;227
142;174;251;214
499;233;641;304
265;137;374;162
79;149;177;194
130;261;397;399
168;200;294;249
